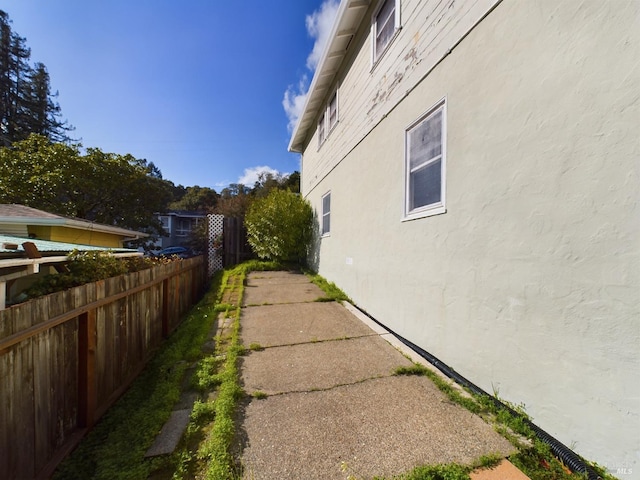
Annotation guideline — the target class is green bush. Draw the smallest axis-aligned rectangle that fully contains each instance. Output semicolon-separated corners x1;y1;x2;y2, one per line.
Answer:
244;189;313;264
25;249;162;298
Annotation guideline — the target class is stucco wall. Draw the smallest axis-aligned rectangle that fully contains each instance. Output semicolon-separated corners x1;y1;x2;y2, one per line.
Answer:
304;0;639;473
301;0;499;195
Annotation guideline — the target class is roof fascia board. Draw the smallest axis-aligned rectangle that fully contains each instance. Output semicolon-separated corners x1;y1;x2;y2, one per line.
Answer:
288;0;369;153
0;216;147;239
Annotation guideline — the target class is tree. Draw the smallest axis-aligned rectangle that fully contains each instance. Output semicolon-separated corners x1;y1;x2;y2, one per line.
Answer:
214;183;253;218
281;171;300;193
0;10;72;145
244;189;313;264
168;185;219;212
24;63;73;142
0;10;30;145
0;134;174;248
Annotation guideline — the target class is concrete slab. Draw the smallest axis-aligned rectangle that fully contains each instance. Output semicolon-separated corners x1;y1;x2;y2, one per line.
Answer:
233;271;527;479
240;335;413;395
240;302;375;346
145;409;191;457
246;271;311;285
243;280;326;305
238;376;516;480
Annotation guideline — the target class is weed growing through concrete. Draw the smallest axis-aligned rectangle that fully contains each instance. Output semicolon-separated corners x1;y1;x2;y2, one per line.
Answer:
305;270;351;302
392;361;612;479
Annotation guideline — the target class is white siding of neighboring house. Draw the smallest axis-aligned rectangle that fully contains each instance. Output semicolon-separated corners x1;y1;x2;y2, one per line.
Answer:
302;0;639;473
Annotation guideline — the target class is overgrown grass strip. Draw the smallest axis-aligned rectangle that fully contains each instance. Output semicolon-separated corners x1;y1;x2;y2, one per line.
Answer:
53;272;223;480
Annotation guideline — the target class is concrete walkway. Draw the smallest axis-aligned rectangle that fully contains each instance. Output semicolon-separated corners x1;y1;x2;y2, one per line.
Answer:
234;271;528;479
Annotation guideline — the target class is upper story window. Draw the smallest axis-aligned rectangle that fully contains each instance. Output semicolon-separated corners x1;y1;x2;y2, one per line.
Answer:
318;90;339;148
404;99;446;220
176;218;193;236
328;92;338;131
372;0;400;64
318;112;326;145
159;216;170;233
321;191;331;235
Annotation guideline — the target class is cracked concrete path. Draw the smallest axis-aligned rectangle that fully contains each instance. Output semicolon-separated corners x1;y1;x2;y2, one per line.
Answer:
234;271;518;479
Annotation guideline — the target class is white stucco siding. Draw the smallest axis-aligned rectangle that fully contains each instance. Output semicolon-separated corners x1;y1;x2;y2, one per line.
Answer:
303;0;639;473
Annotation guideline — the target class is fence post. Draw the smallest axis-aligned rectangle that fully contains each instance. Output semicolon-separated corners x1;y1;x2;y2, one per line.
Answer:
78;309;97;428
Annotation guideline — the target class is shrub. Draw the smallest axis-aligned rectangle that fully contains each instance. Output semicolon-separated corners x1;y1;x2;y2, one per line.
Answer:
25;249;161;298
244;189;313;264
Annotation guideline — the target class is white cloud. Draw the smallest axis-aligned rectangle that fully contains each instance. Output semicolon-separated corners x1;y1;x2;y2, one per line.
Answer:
283;74;310;133
237;165;282;186
283;0;340;133
305;0;340;71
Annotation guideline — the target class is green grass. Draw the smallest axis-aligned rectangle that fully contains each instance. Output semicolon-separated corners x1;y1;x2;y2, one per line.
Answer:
304;271;351;302
341;453;502;480
173;263;248;480
54;265;611;480
53;272;224;480
392;362;605;480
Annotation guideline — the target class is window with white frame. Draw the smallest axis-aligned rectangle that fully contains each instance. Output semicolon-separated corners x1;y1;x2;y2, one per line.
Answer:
405;100;446;218
318;111;326;146
318;90;338;148
321;192;331;235
176;218;192;236
372;0;400;63
328;91;338;131
159;216;170;233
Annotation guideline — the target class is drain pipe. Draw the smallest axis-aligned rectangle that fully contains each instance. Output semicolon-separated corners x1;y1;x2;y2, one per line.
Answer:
352;305;601;480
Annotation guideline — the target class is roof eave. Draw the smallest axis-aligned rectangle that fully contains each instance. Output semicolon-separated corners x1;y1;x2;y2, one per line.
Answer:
288;0;370;154
0;216;148;239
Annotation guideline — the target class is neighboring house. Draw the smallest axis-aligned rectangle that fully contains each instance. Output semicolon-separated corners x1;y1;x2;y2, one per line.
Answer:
155;211;206;250
0;204;146;248
289;0;638;473
0;204;146;308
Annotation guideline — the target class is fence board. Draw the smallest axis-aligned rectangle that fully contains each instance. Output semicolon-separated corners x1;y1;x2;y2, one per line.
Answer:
0;348;11;478
14;343;35;478
0;256;205;479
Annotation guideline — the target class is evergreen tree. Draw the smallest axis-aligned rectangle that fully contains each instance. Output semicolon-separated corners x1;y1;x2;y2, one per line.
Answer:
0;9;72;145
25;63;72;142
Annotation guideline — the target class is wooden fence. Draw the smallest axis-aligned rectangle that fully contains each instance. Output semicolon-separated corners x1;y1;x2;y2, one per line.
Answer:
0;256;206;479
223;217;255;267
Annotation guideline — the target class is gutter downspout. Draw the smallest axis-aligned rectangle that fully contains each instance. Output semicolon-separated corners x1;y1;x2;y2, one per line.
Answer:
352;304;601;480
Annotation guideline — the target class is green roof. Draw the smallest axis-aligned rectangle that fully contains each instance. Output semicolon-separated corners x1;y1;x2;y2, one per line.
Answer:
0;234;139;255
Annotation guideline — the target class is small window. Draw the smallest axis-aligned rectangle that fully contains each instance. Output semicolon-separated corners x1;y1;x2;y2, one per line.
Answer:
176;218;192;236
321;192;331;235
328;91;338;131
373;0;399;63
159;216;170;232
318;89;338;148
405;100;446;219
318;112;326;146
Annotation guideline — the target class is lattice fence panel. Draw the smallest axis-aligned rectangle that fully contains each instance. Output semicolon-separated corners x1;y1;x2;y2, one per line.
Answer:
207;214;224;276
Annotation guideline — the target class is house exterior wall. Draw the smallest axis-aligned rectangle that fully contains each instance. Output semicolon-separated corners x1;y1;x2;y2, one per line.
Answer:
157;214;204;250
302;0;639;472
27;226;123;248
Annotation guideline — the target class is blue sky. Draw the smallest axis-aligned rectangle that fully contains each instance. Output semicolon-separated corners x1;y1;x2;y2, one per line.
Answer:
2;0;339;190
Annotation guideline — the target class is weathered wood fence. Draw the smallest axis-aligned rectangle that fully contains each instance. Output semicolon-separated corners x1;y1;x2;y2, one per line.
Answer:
0;256;205;479
223;217;255;267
